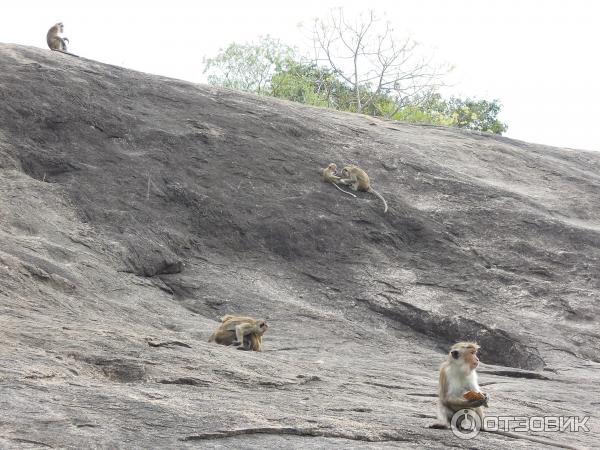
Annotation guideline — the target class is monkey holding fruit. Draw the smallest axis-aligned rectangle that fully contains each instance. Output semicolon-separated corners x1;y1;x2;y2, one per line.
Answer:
431;341;488;429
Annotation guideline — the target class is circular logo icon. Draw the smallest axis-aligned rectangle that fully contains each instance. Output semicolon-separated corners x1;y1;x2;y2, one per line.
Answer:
450;409;482;440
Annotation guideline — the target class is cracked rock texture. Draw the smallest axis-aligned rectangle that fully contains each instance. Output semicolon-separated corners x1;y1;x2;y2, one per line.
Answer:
0;44;598;449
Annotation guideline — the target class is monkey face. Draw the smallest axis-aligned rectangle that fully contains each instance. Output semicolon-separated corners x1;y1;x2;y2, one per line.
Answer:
464;349;479;370
258;320;268;333
341;168;350;177
450;345;480;372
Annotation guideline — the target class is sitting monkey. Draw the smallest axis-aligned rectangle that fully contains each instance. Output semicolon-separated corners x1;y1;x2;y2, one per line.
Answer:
47;22;69;52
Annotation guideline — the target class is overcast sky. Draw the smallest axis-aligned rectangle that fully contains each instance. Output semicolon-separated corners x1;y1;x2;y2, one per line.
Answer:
3;0;599;151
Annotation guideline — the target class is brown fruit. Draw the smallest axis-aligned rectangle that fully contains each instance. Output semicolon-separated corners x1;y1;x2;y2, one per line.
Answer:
463;390;485;401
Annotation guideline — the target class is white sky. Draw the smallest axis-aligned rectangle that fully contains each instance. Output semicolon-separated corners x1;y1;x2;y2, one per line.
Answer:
3;0;599;151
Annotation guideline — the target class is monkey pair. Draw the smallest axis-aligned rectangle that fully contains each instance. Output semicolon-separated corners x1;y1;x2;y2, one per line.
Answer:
208;315;268;352
320;163;388;213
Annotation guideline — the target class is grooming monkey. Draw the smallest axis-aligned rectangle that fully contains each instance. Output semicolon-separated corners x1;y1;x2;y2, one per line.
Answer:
221;315;265;351
208;315;268;351
47;22;69;52
319;163;356;197
208;316;259;351
339;165;388;213
431;342;488;429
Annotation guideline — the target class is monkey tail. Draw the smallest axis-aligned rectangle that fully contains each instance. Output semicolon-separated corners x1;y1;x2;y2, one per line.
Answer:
369;188;388;213
53;49;80;58
331;182;357;198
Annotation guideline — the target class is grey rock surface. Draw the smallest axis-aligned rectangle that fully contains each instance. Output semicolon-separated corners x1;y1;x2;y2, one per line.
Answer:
0;43;598;449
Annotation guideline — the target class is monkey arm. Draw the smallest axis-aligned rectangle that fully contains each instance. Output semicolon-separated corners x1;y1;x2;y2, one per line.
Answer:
482;392;489;407
63;37;69;43
233;323;254;346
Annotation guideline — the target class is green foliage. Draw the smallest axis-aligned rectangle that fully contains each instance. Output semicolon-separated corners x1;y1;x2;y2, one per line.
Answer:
270;61;332;107
447;97;508;134
393;106;454;127
407;94;507;134
203;39;508;135
203;36;295;94
271;61;362;111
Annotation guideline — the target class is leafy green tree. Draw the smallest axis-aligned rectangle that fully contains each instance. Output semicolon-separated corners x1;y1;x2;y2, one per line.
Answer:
445;97;507;134
271;61;357;110
203;36;295;94
408;94;507;133
202;34;508;135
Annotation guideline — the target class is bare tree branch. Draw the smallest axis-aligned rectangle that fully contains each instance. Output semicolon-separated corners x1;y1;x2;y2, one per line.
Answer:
308;7;449;116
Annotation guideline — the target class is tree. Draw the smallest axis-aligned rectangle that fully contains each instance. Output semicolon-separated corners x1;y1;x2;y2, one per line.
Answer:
203;36;295;95
409;94;507;134
202;21;507;135
309;8;446;116
444;97;507;134
270;61;355;109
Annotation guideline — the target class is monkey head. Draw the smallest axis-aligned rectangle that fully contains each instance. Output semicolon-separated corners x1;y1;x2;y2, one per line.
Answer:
450;342;480;373
340;166;356;178
256;319;269;335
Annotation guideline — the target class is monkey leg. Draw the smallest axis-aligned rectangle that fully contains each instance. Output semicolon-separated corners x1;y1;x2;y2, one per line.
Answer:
232;324;247;346
236;335;253;351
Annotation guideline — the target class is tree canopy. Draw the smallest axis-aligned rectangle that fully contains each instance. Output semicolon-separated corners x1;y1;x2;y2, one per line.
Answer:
203;14;507;135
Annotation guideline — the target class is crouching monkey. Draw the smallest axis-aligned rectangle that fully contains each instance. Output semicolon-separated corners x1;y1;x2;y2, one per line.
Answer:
208;315;268;351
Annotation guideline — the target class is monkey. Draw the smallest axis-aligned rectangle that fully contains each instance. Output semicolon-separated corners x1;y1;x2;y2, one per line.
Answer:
431;342;488;430
429;342;584;450
209;327;261;350
218;315;263;351
47;23;69;52
208;315;268;351
338;165;388;213
319;163;356;198
223;316;268;350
